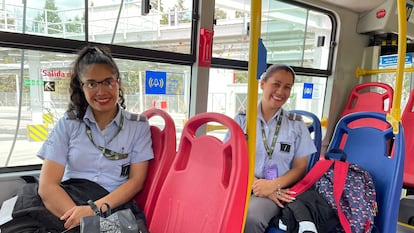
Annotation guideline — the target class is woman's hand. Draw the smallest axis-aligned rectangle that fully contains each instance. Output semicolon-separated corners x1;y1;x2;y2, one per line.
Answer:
268;188;296;208
60;205;94;229
252;178;281;197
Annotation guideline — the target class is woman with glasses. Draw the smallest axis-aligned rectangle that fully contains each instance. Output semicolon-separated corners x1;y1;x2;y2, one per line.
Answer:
1;46;153;233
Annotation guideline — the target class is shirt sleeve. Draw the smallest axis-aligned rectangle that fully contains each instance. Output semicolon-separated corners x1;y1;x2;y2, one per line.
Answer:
294;121;317;158
130;120;154;164
37;116;76;166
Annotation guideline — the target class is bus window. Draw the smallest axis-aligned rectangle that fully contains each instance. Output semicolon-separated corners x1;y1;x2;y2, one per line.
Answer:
1;0;193;54
0;47;191;167
213;0;334;70
209;68;326;119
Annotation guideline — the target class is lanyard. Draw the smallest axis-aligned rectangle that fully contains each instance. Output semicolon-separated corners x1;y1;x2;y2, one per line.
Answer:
260;110;283;160
85;111;128;160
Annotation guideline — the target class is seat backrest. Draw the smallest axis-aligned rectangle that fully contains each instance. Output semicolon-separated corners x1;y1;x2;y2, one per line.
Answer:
134;108;176;226
328;112;405;233
289;110;322;171
340;82;393;130
149;112;249;233
402;89;414;188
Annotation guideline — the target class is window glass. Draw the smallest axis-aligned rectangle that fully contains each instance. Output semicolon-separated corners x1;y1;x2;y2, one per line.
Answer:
213;0;333;70
0;47;190;167
1;0;193;54
209;68;326;119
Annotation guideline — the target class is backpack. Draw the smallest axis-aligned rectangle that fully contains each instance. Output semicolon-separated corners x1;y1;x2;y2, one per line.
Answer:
289;149;378;233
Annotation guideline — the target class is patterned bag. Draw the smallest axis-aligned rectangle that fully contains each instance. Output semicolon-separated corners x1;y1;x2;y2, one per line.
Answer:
315;160;377;233
80;201;148;233
288;149;377;233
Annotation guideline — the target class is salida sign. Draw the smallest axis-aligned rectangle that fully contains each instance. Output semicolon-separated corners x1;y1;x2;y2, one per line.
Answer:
41;69;71;78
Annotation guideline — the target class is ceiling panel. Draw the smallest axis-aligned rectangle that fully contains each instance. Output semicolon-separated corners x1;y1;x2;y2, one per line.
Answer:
319;0;386;13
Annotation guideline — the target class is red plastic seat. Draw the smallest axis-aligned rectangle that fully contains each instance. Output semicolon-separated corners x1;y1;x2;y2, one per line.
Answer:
149;112;249;233
340;82;393;130
337;82;393;148
134;108;176;226
402;89;414;188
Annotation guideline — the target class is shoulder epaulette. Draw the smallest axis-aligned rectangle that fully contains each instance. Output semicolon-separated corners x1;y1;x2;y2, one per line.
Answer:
288;112;302;121
237;108;246;115
66;110;78;120
129;113;147;122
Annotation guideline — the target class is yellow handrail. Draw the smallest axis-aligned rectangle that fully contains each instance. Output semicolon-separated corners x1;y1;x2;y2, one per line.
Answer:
386;0;406;134
243;0;262;231
356;66;414;78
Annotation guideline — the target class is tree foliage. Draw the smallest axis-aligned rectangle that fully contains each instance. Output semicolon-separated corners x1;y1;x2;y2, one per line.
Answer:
33;0;63;34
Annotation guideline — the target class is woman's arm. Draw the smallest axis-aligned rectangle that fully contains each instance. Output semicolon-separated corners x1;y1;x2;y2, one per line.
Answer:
58;161;149;229
38;159;87;227
252;156;307;202
94;161;149;209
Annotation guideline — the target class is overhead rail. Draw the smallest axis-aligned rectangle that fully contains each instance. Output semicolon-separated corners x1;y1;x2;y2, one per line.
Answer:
355;67;414;78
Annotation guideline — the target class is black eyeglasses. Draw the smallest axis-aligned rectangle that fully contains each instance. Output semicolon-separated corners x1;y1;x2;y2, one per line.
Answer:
81;77;118;90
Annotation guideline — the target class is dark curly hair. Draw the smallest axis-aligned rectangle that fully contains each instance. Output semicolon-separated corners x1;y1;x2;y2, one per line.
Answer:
67;45;126;119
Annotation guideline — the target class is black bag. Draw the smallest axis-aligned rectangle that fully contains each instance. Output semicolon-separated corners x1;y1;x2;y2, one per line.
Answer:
80;202;140;233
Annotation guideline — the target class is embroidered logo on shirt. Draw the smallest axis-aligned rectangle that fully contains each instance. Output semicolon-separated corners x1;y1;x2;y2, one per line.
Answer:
280;143;291;153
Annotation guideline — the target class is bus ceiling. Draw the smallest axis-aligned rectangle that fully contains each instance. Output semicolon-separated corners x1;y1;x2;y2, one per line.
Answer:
320;0;414;40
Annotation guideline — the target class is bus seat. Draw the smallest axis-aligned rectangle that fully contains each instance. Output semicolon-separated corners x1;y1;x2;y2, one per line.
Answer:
267;112;404;233
289;110;322;171
134;108;177;226
148;112;249;233
328;112;404;233
340;82;393;130
402;89;414;189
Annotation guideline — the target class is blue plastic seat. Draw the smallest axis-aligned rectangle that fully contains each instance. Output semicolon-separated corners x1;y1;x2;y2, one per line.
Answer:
327;112;404;233
267;112;404;233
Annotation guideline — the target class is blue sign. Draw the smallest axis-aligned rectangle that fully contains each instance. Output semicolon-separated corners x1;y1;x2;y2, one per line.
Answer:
145;70;166;94
379;53;412;67
257;38;267;79
302;83;313;99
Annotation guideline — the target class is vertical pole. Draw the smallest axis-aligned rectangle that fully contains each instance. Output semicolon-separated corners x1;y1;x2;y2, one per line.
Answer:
243;0;262;231
387;0;406;133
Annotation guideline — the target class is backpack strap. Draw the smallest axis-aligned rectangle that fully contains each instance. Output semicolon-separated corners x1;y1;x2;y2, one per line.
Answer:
290;159;334;197
333;161;352;233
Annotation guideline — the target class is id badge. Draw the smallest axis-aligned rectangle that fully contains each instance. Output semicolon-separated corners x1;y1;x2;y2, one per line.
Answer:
264;163;278;180
120;163;131;177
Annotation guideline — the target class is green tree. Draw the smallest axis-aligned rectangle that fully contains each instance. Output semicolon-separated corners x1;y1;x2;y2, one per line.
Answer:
177;0;191;23
152;0;168;25
215;9;227;20
234;71;248;83
33;0;63;34
65;16;83;33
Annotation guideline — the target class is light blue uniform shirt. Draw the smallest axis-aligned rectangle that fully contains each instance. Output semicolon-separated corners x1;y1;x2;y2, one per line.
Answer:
229;104;316;179
38;106;154;192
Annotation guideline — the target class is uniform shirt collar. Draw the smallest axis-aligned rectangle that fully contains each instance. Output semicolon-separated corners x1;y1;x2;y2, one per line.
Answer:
258;101;283;123
83;105;122;128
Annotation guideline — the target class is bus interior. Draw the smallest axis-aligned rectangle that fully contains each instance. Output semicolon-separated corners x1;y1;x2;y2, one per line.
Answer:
0;0;414;232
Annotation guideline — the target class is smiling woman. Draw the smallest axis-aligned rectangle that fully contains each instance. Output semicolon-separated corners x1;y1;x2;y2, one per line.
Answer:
0;45;154;232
